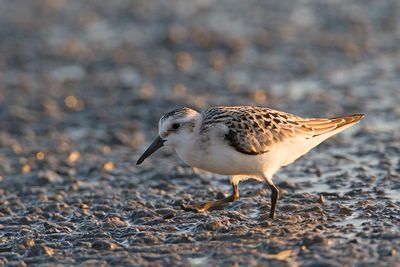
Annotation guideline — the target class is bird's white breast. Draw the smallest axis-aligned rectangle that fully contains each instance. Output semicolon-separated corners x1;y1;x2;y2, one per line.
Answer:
174;128;270;178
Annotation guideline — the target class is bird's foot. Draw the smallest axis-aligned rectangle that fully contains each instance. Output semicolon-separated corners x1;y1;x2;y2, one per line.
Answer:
180;203;207;213
180;194;237;213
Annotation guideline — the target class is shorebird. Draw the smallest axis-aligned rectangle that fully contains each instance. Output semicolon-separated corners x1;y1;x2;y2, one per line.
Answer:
136;106;364;219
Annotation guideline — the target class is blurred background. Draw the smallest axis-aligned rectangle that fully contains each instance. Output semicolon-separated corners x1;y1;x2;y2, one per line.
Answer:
0;1;399;265
1;0;399;172
1;0;399;174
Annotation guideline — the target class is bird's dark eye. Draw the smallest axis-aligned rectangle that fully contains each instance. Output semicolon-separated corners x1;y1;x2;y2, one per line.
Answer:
172;123;180;130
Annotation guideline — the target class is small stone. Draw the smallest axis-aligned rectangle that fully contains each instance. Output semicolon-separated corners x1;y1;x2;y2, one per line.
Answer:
338;206;353;215
0;207;12;215
280;204;300;212
302;205;323;213
28;245;55;257
170;234;193;243
155;208;172;215
258;221;271;227
92;240;118;251
156;208;176;216
130;209;157;220
69;181;79;192
79;203;89;210
162;212;175;220
302;234;331;247
258;213;271;221
19;216;34;225
105;216;127;227
300;245;308;252
22;238;35;247
201;220;223;231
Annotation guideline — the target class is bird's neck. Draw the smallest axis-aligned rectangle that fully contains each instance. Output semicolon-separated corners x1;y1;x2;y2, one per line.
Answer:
173;117;203;166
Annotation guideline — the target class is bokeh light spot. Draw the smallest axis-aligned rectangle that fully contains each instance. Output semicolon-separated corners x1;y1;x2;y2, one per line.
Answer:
68;151;80;163
36;151;45;160
65;95;85;110
176;52;193;71
103;161;114;172
22;164;31;174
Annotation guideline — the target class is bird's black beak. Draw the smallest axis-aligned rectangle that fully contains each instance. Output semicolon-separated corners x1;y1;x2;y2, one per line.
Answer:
136;136;165;165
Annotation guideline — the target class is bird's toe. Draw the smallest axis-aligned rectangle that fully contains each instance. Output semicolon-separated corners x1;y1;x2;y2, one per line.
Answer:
180;204;204;213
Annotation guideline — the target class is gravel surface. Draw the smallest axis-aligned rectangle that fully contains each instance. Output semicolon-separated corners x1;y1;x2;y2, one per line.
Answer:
0;0;399;266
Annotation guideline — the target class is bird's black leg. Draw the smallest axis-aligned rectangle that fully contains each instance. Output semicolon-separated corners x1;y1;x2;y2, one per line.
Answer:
267;181;280;219
181;183;239;213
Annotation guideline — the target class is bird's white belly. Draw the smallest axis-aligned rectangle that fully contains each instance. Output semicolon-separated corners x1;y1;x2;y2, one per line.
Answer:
175;135;328;180
177;141;269;177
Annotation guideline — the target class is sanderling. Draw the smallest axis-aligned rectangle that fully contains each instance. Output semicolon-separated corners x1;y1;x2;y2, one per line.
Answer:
136;106;364;219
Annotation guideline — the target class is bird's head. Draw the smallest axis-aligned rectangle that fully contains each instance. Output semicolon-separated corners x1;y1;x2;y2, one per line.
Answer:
136;107;200;165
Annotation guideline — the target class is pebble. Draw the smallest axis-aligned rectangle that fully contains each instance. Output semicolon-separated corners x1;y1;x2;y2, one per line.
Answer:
27;245;55;257
338;206;353;215
130;210;158;221
22;239;35;248
155;208;175;216
280;203;301;212
302;234;331;247
201;220;224;231
92;240;118;251
162;212;175;220
105;216;128;227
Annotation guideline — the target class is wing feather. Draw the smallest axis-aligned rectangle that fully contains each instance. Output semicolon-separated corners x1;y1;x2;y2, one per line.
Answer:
201;107;364;155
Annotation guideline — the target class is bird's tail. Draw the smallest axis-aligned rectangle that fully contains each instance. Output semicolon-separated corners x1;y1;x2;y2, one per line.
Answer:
301;113;364;138
275;114;364;168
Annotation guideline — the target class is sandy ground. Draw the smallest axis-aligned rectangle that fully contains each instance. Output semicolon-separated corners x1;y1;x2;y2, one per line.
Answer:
0;0;399;266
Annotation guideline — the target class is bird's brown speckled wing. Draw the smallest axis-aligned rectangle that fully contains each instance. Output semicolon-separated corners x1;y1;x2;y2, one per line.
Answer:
201;106;363;155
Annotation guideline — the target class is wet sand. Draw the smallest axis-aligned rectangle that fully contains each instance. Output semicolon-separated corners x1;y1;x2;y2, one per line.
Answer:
0;0;399;266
